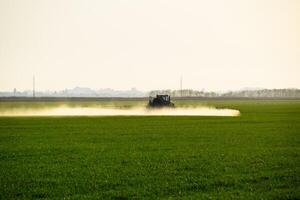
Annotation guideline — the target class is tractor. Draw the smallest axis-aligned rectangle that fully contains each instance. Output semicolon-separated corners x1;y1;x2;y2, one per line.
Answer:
148;95;175;108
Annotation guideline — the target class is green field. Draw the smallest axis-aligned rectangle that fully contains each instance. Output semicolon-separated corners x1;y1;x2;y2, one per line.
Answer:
0;99;299;199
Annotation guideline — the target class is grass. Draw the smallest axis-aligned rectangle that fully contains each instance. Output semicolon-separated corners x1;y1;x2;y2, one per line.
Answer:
0;99;299;199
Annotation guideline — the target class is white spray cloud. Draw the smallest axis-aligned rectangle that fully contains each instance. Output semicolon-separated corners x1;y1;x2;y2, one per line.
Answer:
0;106;240;117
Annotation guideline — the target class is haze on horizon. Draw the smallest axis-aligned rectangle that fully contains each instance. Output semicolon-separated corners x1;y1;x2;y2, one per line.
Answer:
0;0;299;92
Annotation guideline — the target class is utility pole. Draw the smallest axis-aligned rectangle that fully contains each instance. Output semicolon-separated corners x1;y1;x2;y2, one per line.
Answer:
180;75;183;97
33;75;35;98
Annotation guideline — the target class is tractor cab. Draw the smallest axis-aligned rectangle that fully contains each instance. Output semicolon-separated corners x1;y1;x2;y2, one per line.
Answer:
148;95;175;108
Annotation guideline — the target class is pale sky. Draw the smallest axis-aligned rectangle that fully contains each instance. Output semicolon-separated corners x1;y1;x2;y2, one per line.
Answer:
0;0;299;91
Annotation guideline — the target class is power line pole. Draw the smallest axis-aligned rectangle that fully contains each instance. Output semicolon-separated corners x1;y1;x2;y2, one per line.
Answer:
33;75;35;98
180;75;183;97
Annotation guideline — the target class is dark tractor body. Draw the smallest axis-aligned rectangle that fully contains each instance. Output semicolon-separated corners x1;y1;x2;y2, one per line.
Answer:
148;95;175;108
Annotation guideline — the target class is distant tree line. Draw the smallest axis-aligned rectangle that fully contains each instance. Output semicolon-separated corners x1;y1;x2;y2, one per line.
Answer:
1;88;299;98
149;90;219;97
149;89;300;98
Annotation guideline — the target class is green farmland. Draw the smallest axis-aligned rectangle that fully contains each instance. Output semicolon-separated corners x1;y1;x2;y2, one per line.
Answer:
0;99;299;199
